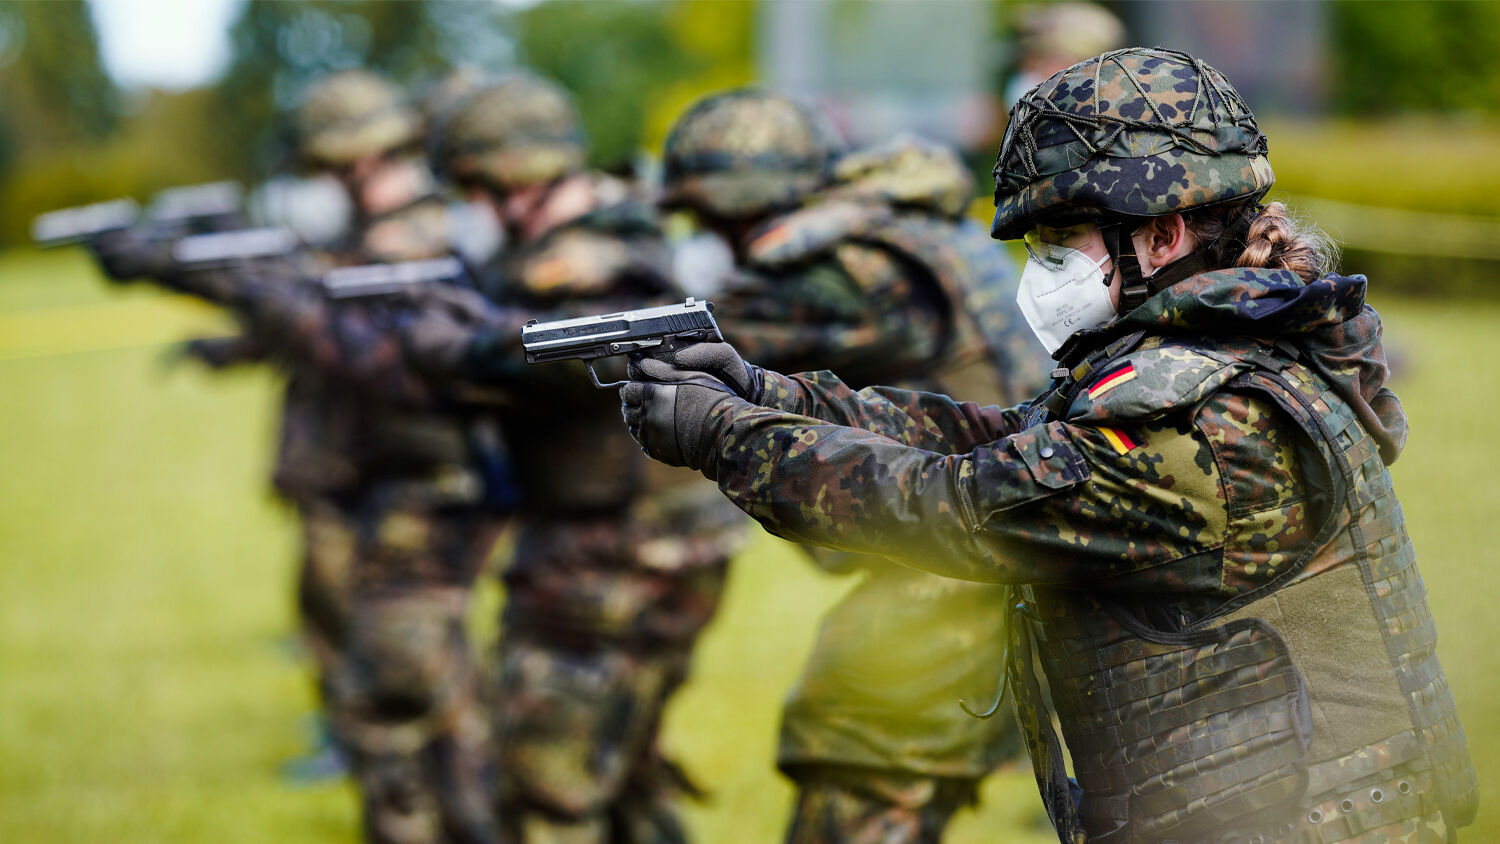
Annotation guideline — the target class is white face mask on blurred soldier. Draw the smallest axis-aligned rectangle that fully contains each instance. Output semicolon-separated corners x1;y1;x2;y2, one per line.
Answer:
1016;223;1118;355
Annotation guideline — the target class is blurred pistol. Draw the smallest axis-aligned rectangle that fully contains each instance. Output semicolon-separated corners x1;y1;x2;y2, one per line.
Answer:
521;297;722;388
321;256;469;300
31;180;245;247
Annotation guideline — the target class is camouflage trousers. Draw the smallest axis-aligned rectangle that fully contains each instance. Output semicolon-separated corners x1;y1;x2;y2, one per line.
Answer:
785;767;978;844
494;508;736;843
779;561;1023;843
304;494;506;844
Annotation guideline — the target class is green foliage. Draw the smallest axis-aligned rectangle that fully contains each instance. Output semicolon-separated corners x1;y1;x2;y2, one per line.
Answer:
1328;0;1500;116
209;0;515;178
0;0;120;150
515;0;753;170
1264;118;1500;297
0;88;224;244
0;0;121;198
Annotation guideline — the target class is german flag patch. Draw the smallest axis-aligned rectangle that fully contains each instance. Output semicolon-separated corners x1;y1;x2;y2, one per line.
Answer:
1087;363;1137;399
1098;426;1139;455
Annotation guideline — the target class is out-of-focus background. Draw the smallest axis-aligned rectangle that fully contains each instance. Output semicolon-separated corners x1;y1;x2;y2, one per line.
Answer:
1;1;1498;841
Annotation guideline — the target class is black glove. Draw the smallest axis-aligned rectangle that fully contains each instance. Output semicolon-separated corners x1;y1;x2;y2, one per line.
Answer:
176;334;266;370
626;340;762;402
89;228;172;282
620;376;735;478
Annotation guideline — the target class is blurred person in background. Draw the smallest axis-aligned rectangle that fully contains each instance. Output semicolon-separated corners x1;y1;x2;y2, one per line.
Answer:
621;48;1478;844
92;68;507;844
654;88;1048;843
416;67;505;273
1003;2;1124;107
396;71;750;842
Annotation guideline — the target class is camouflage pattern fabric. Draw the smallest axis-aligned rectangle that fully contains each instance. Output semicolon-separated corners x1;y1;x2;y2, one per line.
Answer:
297;70;422;167
678;134;1043;827
682;265;1474;842
297;497;359;723
89;211;508;843
784;768;977;844
333;500;504;844
991;47;1273;239
420;182;748;840
660;89;842;220
441;73;586;191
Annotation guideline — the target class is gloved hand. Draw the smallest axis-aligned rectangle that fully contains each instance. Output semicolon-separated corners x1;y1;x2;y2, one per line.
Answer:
620;376;736;478
89;228;172;282
163;335;266;371
399;284;497;374
626;340;762;402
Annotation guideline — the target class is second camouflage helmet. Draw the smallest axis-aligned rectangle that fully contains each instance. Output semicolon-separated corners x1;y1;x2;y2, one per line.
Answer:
661;89;843;219
296;70;421;166
990;47;1273;239
440;72;585;191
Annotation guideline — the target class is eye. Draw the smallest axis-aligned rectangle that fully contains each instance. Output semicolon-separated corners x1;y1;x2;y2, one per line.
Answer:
1023;227;1076;268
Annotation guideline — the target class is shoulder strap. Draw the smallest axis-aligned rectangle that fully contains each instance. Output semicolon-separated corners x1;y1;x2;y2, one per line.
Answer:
1024;330;1148;428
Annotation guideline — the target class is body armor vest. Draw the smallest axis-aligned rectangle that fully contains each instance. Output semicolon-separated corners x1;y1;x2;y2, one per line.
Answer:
845;213;1045;406
1014;338;1476;844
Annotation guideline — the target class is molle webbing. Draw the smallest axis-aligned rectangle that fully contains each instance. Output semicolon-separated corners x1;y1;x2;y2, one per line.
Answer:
1012;341;1473;844
1257;364;1477;829
848;215;1016;379
1026;591;1311;843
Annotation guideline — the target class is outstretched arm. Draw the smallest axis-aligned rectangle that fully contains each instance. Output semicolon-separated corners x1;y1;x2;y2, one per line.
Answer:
757;368;1031;454
627;386;1227;590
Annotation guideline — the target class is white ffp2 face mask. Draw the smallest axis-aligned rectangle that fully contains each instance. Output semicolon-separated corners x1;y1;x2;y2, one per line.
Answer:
1016;243;1116;356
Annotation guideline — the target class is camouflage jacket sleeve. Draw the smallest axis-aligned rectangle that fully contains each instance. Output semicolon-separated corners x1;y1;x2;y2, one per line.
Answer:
714;244;947;388
756;368;1031;453
705;342;1307;594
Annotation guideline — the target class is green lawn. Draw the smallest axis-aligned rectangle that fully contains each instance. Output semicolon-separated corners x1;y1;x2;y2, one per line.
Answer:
0;247;1495;841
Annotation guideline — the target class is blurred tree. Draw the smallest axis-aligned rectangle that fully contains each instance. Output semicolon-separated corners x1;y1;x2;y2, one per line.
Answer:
209;0;515;179
1329;0;1500;116
515;0;755;170
0;0;121;175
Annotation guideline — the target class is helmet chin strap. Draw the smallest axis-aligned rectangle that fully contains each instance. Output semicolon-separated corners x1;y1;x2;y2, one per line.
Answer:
1098;221;1209;314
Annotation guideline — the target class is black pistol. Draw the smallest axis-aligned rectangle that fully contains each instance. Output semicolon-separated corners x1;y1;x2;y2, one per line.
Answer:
521;298;723;388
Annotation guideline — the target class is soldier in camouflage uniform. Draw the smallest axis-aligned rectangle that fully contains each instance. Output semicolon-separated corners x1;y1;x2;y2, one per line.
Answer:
406;73;748;842
624;49;1477;843
93;69;503;844
657;89;1046;842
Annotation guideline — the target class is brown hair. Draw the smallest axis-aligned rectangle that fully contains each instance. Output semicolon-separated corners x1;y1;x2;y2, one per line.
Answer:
1186;201;1339;283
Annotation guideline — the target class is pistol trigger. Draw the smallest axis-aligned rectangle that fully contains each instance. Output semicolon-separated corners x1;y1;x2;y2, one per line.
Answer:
586;360;627;390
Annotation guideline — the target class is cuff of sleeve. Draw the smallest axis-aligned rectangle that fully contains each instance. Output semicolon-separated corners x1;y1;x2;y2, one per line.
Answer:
754;369;800;411
702;394;758;481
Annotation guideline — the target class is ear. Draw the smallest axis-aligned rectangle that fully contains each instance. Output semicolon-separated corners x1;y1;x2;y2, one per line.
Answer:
1133;213;1193;276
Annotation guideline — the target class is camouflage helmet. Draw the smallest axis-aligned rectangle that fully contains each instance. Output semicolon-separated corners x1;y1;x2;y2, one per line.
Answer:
1015;3;1125;64
661;88;844;219
440;72;585;191
417;67;490;127
990;47;1273;240
296;70;421;166
829;133;973;218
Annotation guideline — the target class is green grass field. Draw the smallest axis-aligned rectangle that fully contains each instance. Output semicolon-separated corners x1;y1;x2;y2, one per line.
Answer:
1;247;1496;842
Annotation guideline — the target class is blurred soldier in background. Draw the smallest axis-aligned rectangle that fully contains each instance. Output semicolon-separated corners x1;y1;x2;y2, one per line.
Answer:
417;67;505;272
1004;2;1125;107
400;72;748;842
92;68;505;844
655;89;1048;843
